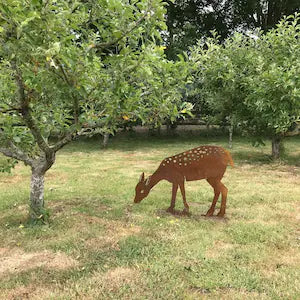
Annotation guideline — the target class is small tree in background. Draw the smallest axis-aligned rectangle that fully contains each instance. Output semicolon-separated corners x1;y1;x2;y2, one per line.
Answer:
244;14;300;158
0;0;191;222
190;14;300;157
190;32;251;148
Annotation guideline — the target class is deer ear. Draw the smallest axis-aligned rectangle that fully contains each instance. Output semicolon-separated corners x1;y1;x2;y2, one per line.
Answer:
145;176;151;186
139;172;145;182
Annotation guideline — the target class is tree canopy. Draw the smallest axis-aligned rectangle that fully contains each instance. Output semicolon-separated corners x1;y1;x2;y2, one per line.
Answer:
0;0;191;221
190;14;300;158
164;0;300;60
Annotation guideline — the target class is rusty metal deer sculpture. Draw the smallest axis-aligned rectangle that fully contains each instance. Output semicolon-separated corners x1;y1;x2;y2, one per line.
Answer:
134;145;234;217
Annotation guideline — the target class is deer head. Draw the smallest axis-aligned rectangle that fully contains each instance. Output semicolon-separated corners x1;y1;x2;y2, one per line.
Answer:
134;172;151;203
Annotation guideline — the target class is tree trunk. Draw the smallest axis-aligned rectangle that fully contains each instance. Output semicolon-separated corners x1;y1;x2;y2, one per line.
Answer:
228;123;233;149
29;153;55;222
166;120;177;136
272;136;282;159
149;126;161;137
102;133;109;148
29;169;45;221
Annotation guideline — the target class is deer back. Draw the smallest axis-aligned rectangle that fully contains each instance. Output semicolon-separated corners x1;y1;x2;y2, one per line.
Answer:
159;146;233;181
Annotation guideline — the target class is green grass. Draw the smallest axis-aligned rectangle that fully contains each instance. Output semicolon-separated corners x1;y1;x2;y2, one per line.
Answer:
0;132;299;299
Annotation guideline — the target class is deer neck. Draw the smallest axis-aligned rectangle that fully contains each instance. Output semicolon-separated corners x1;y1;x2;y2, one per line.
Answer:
147;168;164;190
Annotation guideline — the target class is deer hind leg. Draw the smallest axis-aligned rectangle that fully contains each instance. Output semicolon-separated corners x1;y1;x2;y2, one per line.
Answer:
217;182;228;217
179;181;189;214
167;183;178;213
205;178;221;217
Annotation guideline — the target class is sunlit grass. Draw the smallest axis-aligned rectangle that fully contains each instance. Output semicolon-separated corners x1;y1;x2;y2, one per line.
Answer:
0;132;299;299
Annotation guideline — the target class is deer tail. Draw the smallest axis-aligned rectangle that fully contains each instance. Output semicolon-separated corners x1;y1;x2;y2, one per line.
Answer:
224;149;234;167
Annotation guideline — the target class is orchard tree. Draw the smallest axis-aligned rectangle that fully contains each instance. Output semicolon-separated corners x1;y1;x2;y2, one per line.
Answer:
190;32;251;148
243;14;300;158
190;14;300;157
0;0;191;222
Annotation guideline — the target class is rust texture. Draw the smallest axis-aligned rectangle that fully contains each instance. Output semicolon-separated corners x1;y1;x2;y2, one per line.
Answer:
134;145;234;217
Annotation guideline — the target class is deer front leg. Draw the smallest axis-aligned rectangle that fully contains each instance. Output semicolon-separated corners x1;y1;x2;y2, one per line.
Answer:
167;183;178;213
179;181;189;214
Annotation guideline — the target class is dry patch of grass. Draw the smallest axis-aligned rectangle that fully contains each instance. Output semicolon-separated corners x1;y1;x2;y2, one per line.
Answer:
83;215;141;250
0;284;54;300
186;287;269;300
205;240;235;259
91;267;140;292
0;174;28;185
256;248;300;278
0;247;78;278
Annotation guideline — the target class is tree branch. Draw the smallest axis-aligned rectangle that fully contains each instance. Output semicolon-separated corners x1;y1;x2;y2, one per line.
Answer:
0;140;33;166
51;131;76;152
0;107;22;113
10;60;53;156
55;58;72;86
54;58;80;124
90;4;151;52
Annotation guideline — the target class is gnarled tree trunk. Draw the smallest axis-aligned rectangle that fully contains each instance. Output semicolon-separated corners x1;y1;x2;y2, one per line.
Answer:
29;153;55;222
30;169;45;220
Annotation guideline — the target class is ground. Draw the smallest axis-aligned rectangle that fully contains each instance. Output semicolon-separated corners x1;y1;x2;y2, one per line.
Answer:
0;132;299;299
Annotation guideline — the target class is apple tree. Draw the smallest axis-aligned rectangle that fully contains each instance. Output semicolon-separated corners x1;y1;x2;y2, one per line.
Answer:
0;0;191;222
190;14;300;158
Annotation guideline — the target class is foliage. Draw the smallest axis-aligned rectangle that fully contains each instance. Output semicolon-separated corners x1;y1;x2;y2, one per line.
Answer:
164;0;300;60
0;0;191;219
0;0;189;153
190;14;300;154
0;155;17;173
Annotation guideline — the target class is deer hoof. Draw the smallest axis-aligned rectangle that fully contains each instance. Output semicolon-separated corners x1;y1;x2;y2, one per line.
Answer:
204;210;214;217
166;207;175;214
217;212;225;217
182;208;190;215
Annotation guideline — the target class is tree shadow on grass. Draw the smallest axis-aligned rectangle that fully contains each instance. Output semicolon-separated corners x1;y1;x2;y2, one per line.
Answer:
61;132;230;154
232;150;273;165
233;149;300;167
61;132;299;167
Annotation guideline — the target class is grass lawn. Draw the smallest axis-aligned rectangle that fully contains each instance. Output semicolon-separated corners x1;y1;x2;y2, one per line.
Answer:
0;132;299;299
